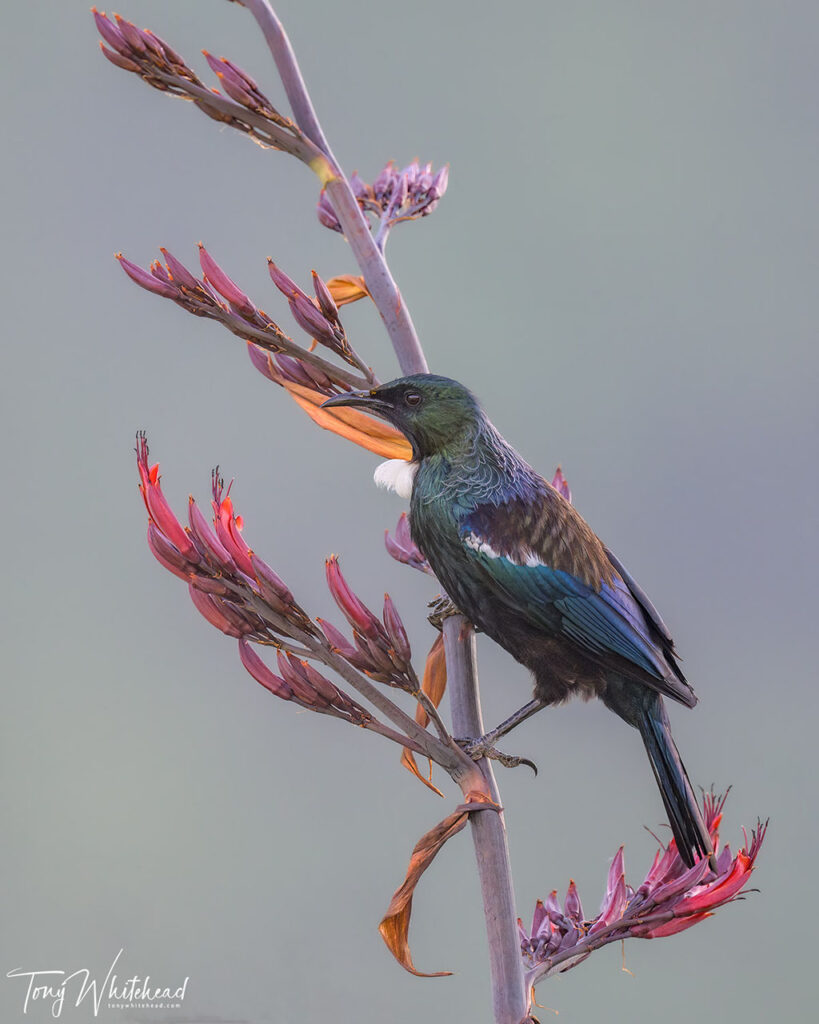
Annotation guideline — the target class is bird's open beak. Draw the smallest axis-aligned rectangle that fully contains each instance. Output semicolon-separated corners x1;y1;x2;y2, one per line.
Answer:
321;389;392;416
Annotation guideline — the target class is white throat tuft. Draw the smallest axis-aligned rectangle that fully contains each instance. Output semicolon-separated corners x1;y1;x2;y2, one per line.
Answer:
373;459;418;499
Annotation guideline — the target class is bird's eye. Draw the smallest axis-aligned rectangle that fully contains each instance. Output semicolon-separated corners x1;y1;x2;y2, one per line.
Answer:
404;392;422;407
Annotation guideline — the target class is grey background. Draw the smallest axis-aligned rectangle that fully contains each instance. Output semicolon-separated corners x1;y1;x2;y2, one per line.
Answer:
2;1;816;1021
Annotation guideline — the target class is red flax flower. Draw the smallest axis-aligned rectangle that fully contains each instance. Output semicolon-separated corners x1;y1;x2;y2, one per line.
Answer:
136;433;363;713
135;434;443;741
518;791;766;989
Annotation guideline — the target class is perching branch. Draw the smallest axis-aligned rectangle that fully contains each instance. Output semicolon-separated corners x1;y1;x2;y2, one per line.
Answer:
235;1;427;376
443;618;530;1024
242;0;335;157
236;1;429;375
239;10;525;1013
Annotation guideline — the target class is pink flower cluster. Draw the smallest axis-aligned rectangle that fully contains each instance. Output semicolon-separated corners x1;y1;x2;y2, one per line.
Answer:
519;791;766;983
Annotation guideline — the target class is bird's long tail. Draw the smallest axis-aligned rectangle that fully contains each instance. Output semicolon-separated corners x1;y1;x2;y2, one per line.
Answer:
604;680;715;870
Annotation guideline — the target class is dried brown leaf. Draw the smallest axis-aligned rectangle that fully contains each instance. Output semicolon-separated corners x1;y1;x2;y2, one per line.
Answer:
399;746;444;798
418;633;448;728
401;635;448;796
379;793;498;977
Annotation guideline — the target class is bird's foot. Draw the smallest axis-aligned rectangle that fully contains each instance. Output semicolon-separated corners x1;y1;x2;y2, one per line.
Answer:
427;595;481;632
427;594;462;630
455;736;538;775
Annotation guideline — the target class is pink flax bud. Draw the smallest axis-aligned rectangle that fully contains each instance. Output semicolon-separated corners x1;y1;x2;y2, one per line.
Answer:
194;586;256;635
551;466;572;503
317;620;377;674
316;618;358;660
159;248;200;290
215;70;257;108
382;594;411;665
150;261;172;283
113;14;148;54
325;557;382;641
188;584;245;638
349;172;370;201
311;271;339;323
297;659;344;705
429;164;449;200
198;244;256;315
145;30;187;71
239;639;293;700
373;161;397;202
147;524;194;582
117;254;179;299
249;553;295;615
273;354;314;388
131;25;162;61
357;632;397;677
267;259;303;299
275;651;330;708
188;575;231;597
219;57;261;93
92;9;130;57
563;880;584;925
316;191;342;232
246;343;277;382
289;293;336;347
99;43;141;73
188;497;237;572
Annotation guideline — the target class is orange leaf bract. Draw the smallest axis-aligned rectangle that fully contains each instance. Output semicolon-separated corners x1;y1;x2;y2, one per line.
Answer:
282;380;413;460
419;634;448;726
380;792;498;977
325;274;370;306
400;635;448;796
378;809;468;977
399;746;444;798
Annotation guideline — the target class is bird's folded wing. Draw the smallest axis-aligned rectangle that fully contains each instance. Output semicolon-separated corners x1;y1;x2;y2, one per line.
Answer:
604;547;675;646
458;503;695;707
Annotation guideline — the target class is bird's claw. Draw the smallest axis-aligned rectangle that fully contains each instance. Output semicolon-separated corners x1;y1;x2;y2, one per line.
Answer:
427;594;462;630
427;595;481;632
455;736;538;775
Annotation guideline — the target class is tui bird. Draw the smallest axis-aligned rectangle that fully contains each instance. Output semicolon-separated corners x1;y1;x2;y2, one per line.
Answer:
323;374;715;869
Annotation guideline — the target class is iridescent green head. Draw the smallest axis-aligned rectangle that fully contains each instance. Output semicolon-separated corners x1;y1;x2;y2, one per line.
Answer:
322;374;482;459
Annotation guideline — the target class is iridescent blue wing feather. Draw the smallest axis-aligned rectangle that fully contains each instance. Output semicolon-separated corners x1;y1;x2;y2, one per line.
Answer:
458;488;696;707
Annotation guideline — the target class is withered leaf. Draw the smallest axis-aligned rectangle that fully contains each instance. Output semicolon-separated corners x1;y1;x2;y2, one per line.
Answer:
401;634;448;796
379;793;498;977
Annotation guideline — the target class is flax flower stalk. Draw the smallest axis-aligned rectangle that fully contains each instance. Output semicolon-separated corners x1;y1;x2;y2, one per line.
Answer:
137;434;467;772
212;4;522;1019
240;0;428;378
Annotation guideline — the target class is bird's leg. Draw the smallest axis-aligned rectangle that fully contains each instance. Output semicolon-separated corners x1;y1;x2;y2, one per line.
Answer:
456;698;547;773
481;698;548;743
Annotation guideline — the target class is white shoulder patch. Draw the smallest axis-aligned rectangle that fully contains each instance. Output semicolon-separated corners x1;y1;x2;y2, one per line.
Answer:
463;531;545;567
373;459;418;499
463;531;501;558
